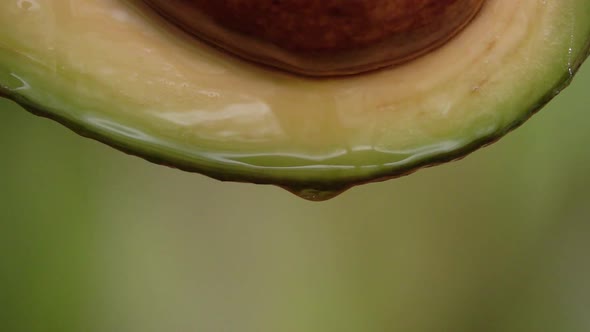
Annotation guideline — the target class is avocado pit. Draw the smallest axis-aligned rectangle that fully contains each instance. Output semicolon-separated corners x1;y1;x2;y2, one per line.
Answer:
144;0;486;76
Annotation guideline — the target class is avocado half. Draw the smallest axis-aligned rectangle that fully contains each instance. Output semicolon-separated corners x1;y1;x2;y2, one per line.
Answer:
1;0;589;200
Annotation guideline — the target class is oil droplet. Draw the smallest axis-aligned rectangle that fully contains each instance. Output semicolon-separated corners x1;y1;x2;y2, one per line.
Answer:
281;186;348;202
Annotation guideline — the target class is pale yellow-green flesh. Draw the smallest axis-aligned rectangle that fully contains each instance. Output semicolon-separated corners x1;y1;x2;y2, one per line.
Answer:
1;0;589;196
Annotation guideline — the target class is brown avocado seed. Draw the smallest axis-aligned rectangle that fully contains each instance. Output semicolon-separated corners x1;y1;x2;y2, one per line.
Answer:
144;0;486;76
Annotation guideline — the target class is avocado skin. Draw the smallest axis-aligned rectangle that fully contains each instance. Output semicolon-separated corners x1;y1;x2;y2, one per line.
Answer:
2;44;588;200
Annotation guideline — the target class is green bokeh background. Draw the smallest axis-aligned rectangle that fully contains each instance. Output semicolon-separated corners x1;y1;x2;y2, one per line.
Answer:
1;64;590;332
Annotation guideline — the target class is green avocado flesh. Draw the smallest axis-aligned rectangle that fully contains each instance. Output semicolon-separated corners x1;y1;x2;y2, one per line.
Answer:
1;0;590;200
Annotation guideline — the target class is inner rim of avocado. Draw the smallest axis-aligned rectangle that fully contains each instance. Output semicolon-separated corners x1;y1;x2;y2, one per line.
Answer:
142;0;487;77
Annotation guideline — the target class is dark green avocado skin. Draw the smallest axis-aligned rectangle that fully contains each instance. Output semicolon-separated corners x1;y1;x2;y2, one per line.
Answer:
2;40;589;201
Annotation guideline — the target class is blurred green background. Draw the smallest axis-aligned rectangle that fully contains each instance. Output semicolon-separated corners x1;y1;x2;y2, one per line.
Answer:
1;63;590;332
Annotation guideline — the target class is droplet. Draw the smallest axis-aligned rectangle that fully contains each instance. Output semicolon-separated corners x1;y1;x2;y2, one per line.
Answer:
281;186;348;202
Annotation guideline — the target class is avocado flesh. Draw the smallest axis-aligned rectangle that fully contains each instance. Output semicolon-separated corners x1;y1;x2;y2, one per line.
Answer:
1;0;589;200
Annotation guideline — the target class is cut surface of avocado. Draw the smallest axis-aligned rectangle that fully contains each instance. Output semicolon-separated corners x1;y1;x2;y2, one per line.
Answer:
1;0;589;200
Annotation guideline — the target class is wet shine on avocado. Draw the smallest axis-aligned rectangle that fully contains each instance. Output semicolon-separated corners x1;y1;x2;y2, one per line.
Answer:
0;0;589;200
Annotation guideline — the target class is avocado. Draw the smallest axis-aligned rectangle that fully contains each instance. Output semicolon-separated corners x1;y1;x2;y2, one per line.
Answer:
0;0;589;200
